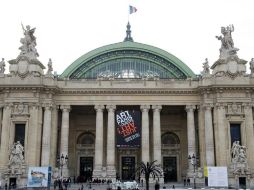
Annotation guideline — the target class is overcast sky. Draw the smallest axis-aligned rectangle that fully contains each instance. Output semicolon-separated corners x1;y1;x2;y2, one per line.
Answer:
0;0;254;75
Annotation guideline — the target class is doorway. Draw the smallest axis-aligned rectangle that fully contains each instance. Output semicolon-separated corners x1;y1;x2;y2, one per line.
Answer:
122;156;135;180
163;157;177;182
9;178;16;189
80;157;93;182
239;177;246;189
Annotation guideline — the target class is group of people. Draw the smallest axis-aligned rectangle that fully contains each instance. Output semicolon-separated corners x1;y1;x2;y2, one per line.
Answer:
183;178;191;186
53;177;71;190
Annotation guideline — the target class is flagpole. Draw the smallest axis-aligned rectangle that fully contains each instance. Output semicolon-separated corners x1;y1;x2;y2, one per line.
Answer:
128;5;130;22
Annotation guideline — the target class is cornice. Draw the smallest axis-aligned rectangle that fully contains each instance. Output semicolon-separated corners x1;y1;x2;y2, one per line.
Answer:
0;85;60;93
58;88;198;95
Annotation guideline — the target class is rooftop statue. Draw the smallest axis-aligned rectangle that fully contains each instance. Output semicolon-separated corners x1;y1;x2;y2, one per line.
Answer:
201;58;210;76
250;58;254;76
0;58;5;73
216;25;239;59
47;58;53;75
19;24;39;58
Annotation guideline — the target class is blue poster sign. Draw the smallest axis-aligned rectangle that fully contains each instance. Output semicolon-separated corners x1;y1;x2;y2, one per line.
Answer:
116;110;141;147
27;167;51;187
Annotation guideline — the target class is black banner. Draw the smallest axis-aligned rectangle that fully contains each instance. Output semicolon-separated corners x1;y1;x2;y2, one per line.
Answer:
115;110;141;147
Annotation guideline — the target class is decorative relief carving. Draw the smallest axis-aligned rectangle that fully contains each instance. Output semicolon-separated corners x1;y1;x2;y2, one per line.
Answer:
227;103;242;115
12;102;29;116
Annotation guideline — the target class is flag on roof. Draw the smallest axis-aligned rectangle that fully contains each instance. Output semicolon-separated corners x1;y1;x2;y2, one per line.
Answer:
129;5;137;14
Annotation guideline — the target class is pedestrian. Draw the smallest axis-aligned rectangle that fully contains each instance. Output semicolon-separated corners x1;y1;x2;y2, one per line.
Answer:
5;183;7;190
172;185;175;189
81;184;84;190
183;178;186;186
155;181;160;190
187;178;190;186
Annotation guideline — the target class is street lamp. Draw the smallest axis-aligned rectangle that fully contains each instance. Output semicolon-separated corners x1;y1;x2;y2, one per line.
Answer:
188;154;198;189
57;154;68;178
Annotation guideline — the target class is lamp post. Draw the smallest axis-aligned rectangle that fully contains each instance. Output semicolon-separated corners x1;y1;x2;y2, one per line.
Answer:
57;154;68;179
188;154;198;189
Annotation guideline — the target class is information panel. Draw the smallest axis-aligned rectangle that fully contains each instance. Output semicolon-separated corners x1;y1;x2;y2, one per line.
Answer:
116;110;141;147
27;167;51;187
208;166;228;187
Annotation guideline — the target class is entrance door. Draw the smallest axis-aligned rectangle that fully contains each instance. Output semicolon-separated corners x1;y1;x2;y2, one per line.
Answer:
239;177;246;189
122;156;135;180
80;157;93;182
163;157;177;182
9;178;16;189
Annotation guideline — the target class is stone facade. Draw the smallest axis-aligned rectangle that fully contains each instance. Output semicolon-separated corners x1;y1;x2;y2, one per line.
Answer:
0;24;254;189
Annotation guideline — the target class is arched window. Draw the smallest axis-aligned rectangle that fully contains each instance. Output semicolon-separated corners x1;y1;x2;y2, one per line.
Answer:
77;132;95;145
161;132;180;145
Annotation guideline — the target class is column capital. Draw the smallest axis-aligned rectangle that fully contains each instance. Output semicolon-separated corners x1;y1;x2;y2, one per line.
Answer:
215;103;226;109
140;105;150;111
185;105;196;112
43;103;53;110
152;105;162;111
243;103;253;110
106;105;116;111
3;103;13;109
94;104;105;111
60;105;71;112
203;103;213;110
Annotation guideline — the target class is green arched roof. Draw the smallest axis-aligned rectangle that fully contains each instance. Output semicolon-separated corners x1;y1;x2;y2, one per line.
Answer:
60;41;196;79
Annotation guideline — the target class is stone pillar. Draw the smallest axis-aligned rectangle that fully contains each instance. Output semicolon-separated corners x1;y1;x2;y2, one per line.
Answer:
141;105;150;163
27;104;40;166
0;105;2;142
152;105;162;165
41;104;52;166
244;103;254;167
197;106;205;167
204;104;215;166
106;105;116;178
60;105;71;156
93;105;104;178
0;104;12;169
50;105;59;167
60;105;71;177
215;103;227;166
186;105;196;169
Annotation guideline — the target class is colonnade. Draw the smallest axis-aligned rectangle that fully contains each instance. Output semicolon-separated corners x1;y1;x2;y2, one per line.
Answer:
2;102;254;179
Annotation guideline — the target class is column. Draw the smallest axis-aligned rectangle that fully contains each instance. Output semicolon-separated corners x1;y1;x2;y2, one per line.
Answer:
244;103;254;167
0;104;12;168
50;105;59;167
141;105;150;163
60;105;71;156
60;105;71;177
152;105;162;165
106;105;116;178
204;104;215;166
216;103;227;166
186;105;196;169
197;106;205;168
27;103;40;166
93;105;104;177
41;104;52;166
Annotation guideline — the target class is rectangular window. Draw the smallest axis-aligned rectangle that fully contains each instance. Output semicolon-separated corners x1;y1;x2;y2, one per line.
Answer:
230;124;241;145
15;124;25;146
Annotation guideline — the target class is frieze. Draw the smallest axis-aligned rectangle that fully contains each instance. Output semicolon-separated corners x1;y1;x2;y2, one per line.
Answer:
59;89;198;95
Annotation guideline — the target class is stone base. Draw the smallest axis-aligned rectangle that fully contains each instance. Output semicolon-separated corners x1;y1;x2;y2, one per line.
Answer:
93;166;107;179
106;166;116;179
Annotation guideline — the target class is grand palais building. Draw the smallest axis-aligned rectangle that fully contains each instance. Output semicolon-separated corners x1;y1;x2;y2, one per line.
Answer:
0;23;254;189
